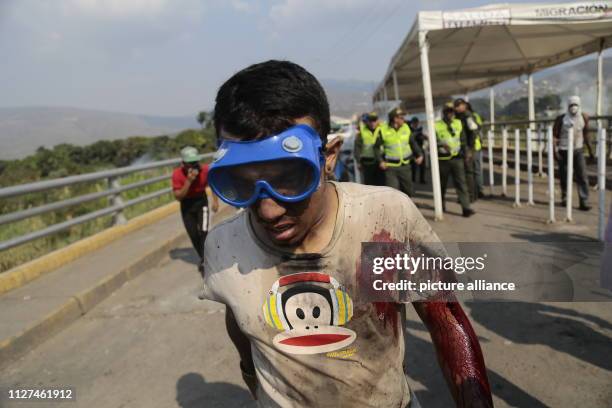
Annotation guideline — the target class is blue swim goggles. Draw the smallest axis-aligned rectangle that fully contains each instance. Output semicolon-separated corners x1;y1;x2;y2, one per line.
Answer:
208;125;324;208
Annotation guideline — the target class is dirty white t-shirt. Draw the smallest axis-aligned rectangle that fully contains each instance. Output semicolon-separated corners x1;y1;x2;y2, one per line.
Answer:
202;182;443;408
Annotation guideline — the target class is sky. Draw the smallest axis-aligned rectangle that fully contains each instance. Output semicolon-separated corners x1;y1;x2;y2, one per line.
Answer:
0;0;588;116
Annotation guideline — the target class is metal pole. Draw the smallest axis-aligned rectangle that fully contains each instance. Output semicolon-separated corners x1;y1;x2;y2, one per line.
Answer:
528;72;535;131
108;177;127;225
547;124;555;223
419;30;443;221
596;41;604;129
527;128;534;205
599;128;607;240
502;126;508;196
392;70;400;103
488;129;495;196
490;87;495;132
566;127;574;222
537;124;544;177
514;129;521;207
383;86;388;113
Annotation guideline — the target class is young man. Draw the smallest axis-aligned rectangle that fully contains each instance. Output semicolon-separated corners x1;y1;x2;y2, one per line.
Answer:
202;60;492;407
172;146;219;270
553;96;594;211
374;108;424;197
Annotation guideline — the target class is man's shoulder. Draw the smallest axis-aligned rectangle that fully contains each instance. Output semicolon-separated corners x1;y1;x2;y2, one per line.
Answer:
204;209;250;276
207;209;247;243
337;182;413;208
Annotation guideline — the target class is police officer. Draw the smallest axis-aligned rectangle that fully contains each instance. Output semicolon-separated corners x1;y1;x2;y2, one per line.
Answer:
454;98;479;202
409;117;428;184
467;102;485;199
436;104;475;217
354;112;382;185
374;107;423;197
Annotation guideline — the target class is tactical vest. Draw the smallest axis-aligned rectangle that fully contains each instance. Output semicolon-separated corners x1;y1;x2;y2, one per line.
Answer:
435;119;462;160
359;123;378;160
376;123;413;166
473;112;483;151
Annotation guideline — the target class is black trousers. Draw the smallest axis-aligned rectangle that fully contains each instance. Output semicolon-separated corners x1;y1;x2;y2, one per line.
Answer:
439;157;471;211
558;149;590;205
411;156;427;183
361;160;383;186
180;197;209;260
463;148;477;202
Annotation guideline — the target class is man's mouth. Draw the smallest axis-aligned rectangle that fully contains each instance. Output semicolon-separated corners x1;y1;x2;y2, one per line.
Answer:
266;223;297;241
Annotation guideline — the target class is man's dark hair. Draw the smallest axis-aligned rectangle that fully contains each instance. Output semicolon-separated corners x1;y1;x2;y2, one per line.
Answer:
213;60;330;145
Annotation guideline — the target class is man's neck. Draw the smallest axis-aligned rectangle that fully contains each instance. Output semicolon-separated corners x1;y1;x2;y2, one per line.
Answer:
294;183;339;254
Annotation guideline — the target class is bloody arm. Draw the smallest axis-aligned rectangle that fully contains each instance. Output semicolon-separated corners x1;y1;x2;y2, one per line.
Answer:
413;299;493;408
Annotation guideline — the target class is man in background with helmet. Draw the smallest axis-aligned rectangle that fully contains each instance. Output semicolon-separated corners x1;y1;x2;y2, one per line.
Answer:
354;111;382;185
374;107;424;197
172;146;219;272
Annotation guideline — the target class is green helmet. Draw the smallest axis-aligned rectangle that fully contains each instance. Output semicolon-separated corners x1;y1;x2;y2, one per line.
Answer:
180;146;199;163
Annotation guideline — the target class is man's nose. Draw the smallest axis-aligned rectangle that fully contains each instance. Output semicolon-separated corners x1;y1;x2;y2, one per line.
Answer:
255;198;287;222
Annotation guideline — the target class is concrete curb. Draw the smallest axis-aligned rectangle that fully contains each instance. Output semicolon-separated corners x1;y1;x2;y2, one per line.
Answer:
0;202;180;296
0;228;188;369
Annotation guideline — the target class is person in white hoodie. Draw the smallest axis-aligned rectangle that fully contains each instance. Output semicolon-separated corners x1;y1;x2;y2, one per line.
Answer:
553;96;595;211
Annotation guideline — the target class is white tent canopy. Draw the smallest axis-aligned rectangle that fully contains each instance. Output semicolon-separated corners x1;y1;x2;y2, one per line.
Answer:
375;2;612;110
374;2;612;221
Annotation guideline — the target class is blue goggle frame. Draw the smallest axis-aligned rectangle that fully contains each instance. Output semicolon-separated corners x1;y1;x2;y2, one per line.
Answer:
208;125;324;208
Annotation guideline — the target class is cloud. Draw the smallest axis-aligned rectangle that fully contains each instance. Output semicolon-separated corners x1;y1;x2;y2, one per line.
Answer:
268;0;392;30
231;0;256;14
62;0;167;18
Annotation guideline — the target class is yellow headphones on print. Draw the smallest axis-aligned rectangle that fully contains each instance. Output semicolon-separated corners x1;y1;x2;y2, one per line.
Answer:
262;272;353;331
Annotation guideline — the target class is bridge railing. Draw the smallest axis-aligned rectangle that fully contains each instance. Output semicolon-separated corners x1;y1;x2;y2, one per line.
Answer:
477;116;610;240
0;153;214;253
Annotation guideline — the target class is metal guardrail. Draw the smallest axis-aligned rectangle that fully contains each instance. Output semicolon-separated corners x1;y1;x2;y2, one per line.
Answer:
482;115;612;129
474;116;609;240
0;153;214;252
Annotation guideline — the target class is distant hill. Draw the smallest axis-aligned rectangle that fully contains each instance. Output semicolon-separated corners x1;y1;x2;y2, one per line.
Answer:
0;79;375;160
471;56;612;119
321;79;377;118
0;107;197;160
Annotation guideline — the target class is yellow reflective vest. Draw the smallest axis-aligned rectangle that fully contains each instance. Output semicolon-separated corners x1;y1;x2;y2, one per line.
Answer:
375;123;413;166
473;112;483;151
435;119;462;160
359;123;378;159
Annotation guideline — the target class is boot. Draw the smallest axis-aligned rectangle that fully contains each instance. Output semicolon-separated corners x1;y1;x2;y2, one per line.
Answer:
462;208;475;217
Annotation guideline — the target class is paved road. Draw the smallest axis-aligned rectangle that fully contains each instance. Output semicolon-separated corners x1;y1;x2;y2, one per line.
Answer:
3;244;610;407
2;176;612;407
2;241;256;408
